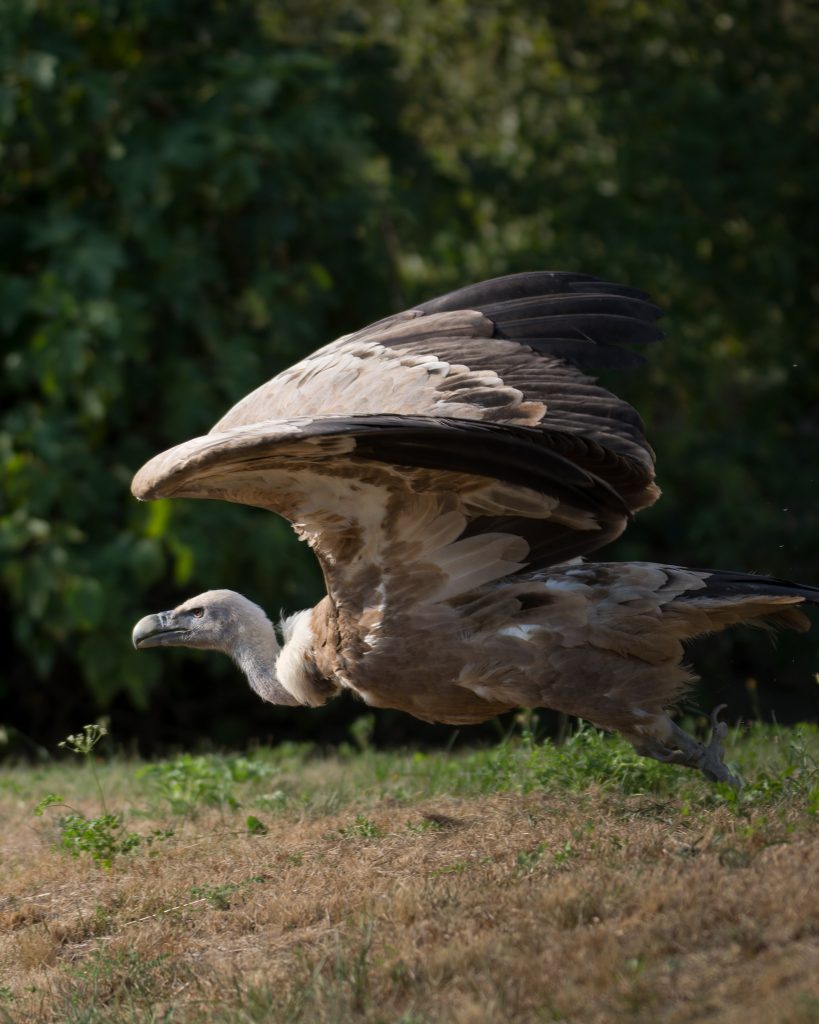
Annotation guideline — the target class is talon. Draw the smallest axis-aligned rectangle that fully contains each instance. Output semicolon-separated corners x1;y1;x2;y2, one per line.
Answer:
699;705;741;789
636;709;742;789
710;703;728;732
707;705;728;749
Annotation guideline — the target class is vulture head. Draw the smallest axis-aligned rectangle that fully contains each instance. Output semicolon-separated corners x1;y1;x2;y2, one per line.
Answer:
132;591;305;707
131;590;268;653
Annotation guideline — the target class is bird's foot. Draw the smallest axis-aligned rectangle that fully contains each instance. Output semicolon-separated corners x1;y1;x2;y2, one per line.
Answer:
694;705;742;788
634;706;742;789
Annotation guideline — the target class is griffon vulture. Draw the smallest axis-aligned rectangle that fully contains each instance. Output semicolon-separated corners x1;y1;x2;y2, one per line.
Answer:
131;272;817;786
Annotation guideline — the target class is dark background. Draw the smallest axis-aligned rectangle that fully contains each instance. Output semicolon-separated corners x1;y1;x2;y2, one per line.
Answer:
2;0;818;757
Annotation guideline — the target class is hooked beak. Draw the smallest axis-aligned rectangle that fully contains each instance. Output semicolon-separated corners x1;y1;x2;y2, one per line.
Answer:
132;610;188;649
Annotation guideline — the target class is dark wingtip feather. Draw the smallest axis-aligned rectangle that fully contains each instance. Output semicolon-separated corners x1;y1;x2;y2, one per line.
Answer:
415;271;663;372
568;280;653;301
478;293;664;324
518;338;648;370
416;272;600;313
496;315;664;346
417;272;658;312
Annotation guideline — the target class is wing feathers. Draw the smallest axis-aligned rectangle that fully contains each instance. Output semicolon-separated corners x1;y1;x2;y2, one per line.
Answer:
476;292;663;323
494;313;664;346
134;271;666;606
415;271;653;311
210;271;660;520
132;414;637;603
133;415;629;521
519;338;648;370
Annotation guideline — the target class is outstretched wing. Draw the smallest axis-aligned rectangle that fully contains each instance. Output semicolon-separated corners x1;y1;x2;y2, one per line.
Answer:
132;415;633;613
213;271;662;517
133;272;662;606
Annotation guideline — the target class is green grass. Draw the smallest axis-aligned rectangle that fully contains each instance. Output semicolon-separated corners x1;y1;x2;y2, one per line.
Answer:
2;721;817;873
7;720;819;859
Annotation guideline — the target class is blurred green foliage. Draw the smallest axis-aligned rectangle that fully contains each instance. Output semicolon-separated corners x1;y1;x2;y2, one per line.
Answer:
1;1;817;749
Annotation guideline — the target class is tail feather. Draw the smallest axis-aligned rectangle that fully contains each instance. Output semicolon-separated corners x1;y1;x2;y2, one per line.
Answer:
670;568;817;638
685;568;819;604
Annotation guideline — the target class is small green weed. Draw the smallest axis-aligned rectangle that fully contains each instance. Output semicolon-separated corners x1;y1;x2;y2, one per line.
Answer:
54;811;140;867
553;840;577;868
137;753;274;816
514;841;548;875
190;882;239;910
34;796;173;869
404;817;445;834
512;839;576;875
245;814;268;835
190;875;266;910
338;814;383;839
33;725;173;869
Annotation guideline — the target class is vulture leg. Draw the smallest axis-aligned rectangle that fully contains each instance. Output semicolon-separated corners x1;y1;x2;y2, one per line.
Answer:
632;706;741;788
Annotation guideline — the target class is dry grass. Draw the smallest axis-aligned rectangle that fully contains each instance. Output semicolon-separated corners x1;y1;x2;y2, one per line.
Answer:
0;723;817;1023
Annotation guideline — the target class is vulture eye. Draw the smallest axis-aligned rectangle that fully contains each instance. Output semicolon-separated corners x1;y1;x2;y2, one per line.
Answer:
191;607;205;618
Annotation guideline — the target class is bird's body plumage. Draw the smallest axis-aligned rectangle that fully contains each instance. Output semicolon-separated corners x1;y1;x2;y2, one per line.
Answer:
132;271;817;785
289;561;814;733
